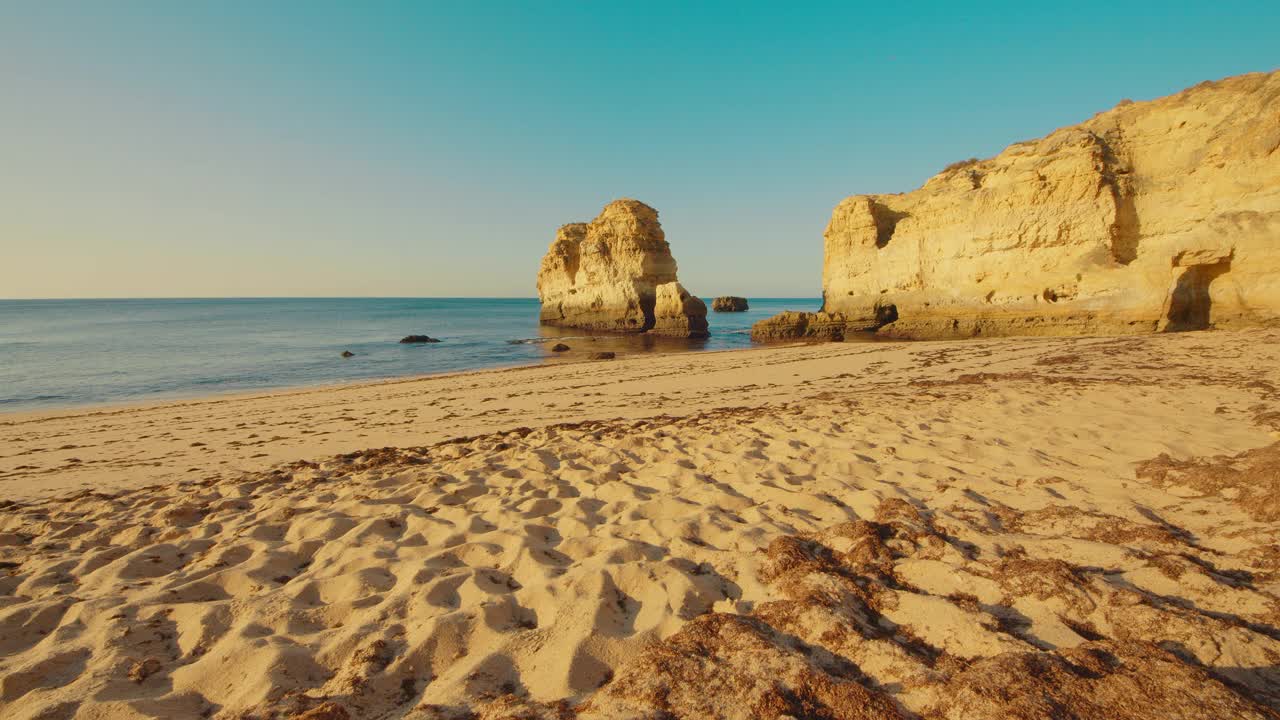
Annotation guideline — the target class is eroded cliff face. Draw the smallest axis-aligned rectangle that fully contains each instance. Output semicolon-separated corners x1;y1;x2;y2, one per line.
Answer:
537;199;709;338
757;70;1280;342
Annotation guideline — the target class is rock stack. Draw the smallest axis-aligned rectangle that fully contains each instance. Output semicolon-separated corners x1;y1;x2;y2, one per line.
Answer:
537;199;709;338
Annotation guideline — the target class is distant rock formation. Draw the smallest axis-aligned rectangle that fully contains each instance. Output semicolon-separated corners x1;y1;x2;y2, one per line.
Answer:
712;296;749;312
755;70;1280;342
399;335;440;344
537;199;709;338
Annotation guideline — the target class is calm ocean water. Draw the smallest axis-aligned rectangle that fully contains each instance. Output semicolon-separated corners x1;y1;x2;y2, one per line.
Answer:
0;298;820;412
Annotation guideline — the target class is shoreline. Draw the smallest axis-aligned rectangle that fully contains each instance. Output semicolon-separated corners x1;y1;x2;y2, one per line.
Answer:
4;328;1278;504
0;296;824;417
4;337;848;499
1;356;550;422
0;338;811;422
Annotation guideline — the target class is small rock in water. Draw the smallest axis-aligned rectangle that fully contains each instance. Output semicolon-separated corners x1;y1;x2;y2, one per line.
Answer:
341;350;355;358
551;343;571;352
399;335;441;344
712;296;749;312
589;351;616;360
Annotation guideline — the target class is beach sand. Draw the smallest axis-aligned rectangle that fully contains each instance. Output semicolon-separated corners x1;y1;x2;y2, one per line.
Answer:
2;330;1280;718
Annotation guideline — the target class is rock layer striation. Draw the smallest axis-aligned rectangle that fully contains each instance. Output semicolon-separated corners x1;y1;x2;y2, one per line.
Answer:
755;70;1280;342
538;200;708;338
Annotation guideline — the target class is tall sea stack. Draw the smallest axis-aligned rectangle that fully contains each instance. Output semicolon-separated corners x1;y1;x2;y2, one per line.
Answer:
537;199;709;338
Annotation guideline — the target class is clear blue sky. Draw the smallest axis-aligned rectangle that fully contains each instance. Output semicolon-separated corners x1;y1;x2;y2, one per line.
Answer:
3;1;1276;298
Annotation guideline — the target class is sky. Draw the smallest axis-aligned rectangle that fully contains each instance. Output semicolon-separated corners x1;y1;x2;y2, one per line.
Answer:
2;1;1277;299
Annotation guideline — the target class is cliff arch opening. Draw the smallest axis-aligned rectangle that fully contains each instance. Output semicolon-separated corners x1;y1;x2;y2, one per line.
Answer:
1163;260;1231;332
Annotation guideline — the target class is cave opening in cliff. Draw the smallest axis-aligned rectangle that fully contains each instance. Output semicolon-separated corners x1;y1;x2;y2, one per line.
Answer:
874;302;899;327
639;291;657;332
1164;261;1231;332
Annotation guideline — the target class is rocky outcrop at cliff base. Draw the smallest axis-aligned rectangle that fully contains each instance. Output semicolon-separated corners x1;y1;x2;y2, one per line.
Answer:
750;310;853;342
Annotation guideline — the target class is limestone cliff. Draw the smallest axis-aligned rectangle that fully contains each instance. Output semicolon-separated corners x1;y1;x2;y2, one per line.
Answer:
755;70;1280;342
537;199;709;338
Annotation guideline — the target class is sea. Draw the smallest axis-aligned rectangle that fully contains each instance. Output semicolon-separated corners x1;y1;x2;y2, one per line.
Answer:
0;297;821;412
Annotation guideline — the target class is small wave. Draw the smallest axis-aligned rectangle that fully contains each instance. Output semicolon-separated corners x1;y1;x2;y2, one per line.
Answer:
506;336;588;345
191;377;238;386
0;393;70;405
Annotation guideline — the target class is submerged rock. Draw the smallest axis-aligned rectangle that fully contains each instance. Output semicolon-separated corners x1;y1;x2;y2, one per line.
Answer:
712;296;749;312
536;199;709;338
589;352;616;360
815;70;1280;340
340;350;355;358
399;335;441;344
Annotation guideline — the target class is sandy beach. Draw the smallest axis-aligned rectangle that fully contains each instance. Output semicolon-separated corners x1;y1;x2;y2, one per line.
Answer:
2;330;1279;718
6;4;1278;716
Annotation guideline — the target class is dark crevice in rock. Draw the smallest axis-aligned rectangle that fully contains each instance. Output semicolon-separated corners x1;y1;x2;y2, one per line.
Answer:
638;289;657;333
1110;190;1141;265
1096;131;1141;265
871;201;909;249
